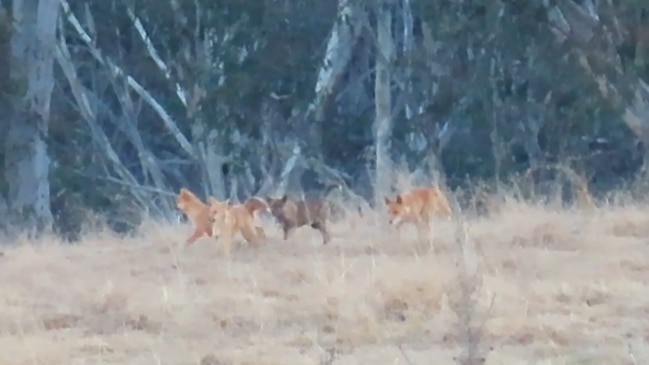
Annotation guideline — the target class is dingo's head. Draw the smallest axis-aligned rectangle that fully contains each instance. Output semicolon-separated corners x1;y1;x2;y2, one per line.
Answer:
384;195;410;225
264;195;289;218
208;197;230;218
177;188;203;212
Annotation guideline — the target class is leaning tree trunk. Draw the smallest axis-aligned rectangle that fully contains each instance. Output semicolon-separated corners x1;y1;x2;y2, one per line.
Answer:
374;0;395;204
310;0;363;122
3;0;59;236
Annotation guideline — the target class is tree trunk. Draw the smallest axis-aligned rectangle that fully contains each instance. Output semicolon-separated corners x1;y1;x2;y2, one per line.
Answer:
374;0;395;204
193;126;228;201
3;0;59;235
311;0;363;122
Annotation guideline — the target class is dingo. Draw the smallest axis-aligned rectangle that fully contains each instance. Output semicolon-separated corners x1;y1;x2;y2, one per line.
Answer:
384;186;452;240
208;197;268;255
265;195;331;245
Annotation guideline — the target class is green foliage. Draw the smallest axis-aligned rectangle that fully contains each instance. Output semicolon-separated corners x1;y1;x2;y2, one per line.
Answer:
5;0;647;237
407;0;639;187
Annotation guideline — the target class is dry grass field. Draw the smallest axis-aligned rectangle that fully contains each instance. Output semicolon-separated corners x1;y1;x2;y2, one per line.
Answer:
1;192;649;364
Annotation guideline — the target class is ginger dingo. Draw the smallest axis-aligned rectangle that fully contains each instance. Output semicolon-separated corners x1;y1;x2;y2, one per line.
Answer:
384;186;452;240
208;197;268;255
176;188;217;245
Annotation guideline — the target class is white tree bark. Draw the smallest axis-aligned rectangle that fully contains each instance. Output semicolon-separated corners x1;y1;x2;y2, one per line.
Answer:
127;2;233;200
275;142;302;197
193;127;228;200
310;0;364;121
374;0;395;204
54;33;155;214
126;6;188;108
401;0;414;120
4;0;59;234
60;0;195;158
61;1;232;214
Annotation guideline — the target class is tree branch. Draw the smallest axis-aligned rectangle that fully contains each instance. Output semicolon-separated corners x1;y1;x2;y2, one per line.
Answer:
126;6;188;107
60;0;195;158
310;0;364;121
54;22;156;214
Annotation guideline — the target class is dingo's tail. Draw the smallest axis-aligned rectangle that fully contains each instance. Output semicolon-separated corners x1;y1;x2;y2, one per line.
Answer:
243;197;269;216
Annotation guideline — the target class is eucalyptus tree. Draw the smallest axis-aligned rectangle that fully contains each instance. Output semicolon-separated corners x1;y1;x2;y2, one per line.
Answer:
1;0;60;237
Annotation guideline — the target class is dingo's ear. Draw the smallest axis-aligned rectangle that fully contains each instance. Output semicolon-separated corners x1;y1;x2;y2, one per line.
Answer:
280;195;288;203
384;197;391;205
396;195;403;204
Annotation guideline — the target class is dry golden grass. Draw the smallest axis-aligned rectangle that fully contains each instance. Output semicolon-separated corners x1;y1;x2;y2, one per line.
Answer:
2;196;649;364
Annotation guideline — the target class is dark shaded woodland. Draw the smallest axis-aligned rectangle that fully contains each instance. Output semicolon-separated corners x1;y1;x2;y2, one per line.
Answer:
1;0;649;240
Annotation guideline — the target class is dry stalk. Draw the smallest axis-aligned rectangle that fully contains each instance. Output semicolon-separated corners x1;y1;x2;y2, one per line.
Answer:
448;209;493;365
